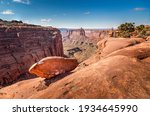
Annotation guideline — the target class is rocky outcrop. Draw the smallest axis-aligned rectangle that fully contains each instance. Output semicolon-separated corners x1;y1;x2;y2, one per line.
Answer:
29;57;78;78
76;38;146;70
97;38;145;58
29;41;150;99
0;20;64;86
29;55;150;99
146;36;150;41
0;21;150;99
105;42;150;60
62;28;111;63
61;28;110;43
0;40;150;99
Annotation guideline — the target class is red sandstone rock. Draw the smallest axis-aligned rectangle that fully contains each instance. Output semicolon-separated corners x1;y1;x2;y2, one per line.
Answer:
146;36;150;41
0;78;44;99
76;38;146;70
29;55;150;99
97;38;145;57
0;23;64;85
0;41;150;99
105;42;150;60
29;56;78;78
62;28;110;44
62;28;111;63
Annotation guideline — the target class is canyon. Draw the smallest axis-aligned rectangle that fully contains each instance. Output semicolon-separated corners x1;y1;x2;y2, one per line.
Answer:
61;28;112;62
0;38;150;99
0;20;150;99
0;20;63;86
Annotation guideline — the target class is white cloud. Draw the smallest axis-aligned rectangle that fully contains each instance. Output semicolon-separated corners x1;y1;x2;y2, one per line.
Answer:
1;10;14;15
84;11;91;15
13;0;30;5
134;8;146;11
41;18;52;23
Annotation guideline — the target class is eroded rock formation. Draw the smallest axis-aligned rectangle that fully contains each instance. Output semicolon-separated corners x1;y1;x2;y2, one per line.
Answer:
30;41;150;99
29;56;78;78
0;38;149;99
76;38;145;70
146;36;150;41
97;38;145;57
0;19;150;99
62;28;112;62
0;20;64;86
61;28;110;43
30;55;150;99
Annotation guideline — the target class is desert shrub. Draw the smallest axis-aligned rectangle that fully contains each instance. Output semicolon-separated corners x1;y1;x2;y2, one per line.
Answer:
118;22;135;38
136;25;145;31
136;25;147;38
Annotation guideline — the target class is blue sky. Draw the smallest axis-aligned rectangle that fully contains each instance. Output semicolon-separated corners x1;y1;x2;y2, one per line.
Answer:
0;0;149;28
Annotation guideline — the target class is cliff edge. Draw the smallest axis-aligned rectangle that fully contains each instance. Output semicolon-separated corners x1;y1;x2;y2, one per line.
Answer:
0;20;64;86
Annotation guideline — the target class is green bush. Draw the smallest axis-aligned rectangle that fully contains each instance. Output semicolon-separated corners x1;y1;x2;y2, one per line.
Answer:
136;25;147;38
118;22;135;38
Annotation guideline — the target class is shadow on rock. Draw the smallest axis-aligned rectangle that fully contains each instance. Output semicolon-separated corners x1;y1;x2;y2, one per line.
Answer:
36;72;73;91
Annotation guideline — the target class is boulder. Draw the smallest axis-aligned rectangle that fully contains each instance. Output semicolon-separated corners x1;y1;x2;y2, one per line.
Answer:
30;55;150;99
29;57;78;78
0;42;150;99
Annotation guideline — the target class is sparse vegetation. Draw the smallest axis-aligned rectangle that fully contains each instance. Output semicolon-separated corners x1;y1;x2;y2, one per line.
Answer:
117;23;150;38
118;22;135;38
135;25;147;38
0;19;40;27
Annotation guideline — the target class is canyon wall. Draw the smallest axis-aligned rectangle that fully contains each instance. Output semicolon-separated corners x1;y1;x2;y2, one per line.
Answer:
61;28;111;43
1;38;150;99
61;28;112;62
0;21;64;86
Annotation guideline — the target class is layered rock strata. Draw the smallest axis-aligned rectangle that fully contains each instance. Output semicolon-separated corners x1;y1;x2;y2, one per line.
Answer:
0;21;63;85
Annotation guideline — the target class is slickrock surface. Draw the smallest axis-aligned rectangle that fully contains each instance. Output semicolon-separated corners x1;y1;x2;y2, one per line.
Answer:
0;20;63;86
105;42;150;60
30;55;150;99
146;36;150;41
97;38;145;57
0;40;149;99
76;38;145;70
0;78;44;98
29;57;78;78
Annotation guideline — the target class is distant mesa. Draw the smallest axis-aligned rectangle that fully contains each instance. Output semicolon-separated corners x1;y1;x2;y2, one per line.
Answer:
61;27;111;63
0;19;150;99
